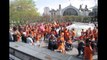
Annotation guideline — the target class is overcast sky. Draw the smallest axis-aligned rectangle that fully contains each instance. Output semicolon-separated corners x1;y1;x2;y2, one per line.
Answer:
34;0;98;15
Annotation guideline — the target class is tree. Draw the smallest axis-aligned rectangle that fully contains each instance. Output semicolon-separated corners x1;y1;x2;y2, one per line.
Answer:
10;0;40;26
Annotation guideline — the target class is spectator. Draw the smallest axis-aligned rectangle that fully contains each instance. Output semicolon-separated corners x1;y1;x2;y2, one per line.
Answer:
71;28;76;41
26;35;34;45
77;39;85;56
9;32;13;42
21;31;27;43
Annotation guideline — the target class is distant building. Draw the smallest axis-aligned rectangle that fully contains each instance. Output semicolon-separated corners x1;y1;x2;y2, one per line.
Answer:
43;7;50;16
61;4;80;16
89;5;98;17
43;4;95;17
79;5;91;16
88;5;98;22
49;4;62;18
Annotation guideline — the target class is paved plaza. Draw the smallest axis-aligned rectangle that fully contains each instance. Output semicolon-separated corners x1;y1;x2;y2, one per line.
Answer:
10;40;98;60
40;40;98;60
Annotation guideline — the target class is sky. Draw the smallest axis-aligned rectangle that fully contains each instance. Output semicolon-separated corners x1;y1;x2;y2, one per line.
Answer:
34;0;98;15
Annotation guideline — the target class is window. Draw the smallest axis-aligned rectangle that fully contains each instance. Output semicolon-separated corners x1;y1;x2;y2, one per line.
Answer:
63;8;78;16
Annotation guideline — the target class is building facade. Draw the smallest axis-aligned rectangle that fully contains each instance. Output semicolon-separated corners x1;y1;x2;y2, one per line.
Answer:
43;7;50;16
43;4;96;17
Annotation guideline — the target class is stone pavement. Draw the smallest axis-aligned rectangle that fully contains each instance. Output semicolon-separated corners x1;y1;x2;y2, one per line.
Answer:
9;54;21;60
41;40;98;60
10;40;98;60
10;42;82;60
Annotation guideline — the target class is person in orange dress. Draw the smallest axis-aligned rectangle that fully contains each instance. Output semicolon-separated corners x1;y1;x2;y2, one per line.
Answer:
57;41;65;54
60;32;65;42
64;29;70;41
92;27;98;41
54;31;66;54
54;39;65;54
31;29;35;38
15;30;21;42
67;36;73;44
17;33;21;42
84;39;93;60
35;34;41;42
71;28;76;41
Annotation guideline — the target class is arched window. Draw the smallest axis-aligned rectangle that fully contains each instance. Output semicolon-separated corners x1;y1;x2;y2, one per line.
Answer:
63;8;78;16
89;12;94;16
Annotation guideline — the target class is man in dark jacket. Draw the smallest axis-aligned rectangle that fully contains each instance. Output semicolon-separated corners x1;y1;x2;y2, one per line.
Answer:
48;34;57;50
77;40;85;56
21;33;27;43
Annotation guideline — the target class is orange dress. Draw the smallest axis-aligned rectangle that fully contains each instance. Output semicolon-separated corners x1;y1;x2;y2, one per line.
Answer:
31;31;35;38
60;32;64;37
36;34;41;42
84;46;93;60
72;31;76;37
17;34;21;42
60;36;65;42
58;43;65;49
64;31;70;39
15;31;21;42
57;42;65;53
67;39;72;44
57;36;65;47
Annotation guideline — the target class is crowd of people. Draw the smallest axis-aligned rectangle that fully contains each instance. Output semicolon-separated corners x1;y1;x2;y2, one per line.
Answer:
9;21;98;60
